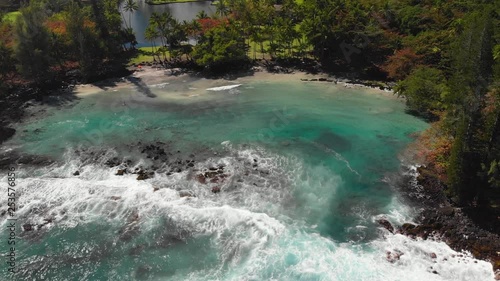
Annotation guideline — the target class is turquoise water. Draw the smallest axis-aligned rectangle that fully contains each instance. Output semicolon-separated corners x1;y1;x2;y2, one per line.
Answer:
0;77;494;280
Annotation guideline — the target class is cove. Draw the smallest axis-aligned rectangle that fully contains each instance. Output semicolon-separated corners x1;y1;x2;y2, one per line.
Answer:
0;73;494;280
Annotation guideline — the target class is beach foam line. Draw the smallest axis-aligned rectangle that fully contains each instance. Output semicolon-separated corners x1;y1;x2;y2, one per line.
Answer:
206;84;242;91
148;82;170;88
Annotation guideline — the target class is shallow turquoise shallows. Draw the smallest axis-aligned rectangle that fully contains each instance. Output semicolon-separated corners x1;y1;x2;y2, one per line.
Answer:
1;78;494;281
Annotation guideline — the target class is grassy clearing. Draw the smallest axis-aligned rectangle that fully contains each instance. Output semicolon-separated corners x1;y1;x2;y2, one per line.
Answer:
130;38;312;65
2;11;20;23
129;47;158;65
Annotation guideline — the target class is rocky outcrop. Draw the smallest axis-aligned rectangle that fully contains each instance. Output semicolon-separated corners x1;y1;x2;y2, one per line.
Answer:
23;224;33;232
400;165;500;270
0;127;15;144
301;78;335;83
386;249;404;263
136;171;151;181
195;174;206;184
21;217;53;233
376;218;395;234
194;165;229;190
412;207;500;270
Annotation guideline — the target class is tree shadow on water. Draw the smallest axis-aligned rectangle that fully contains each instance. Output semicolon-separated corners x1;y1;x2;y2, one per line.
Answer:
125;76;157;98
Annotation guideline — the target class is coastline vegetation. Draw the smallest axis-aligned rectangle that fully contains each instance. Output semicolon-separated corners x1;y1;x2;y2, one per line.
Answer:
0;0;499;218
146;0;207;4
1;10;19;22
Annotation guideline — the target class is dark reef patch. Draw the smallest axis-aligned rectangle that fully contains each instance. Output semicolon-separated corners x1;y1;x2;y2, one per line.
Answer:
0;127;16;144
315;131;352;152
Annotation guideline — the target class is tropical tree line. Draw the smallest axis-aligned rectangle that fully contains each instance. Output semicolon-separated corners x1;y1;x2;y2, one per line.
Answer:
132;0;388;72
0;0;136;85
393;2;500;209
2;0;494;81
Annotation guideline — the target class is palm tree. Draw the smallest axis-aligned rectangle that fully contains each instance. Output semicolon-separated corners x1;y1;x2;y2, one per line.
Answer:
196;10;208;20
149;12;165;61
215;0;228;17
168;19;187;61
150;11;175;61
123;0;139;30
89;0;110;39
187;19;202;45
145;25;160;62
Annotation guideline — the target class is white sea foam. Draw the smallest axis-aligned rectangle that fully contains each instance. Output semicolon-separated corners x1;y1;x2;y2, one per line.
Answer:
148;82;170;88
186;229;494;281
0;147;494;281
206;84;242;91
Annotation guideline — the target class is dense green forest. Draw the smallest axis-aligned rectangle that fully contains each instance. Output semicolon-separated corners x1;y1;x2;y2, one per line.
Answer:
0;0;499;209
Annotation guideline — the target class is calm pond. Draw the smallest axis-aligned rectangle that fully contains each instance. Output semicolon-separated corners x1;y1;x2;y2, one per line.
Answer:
120;0;215;47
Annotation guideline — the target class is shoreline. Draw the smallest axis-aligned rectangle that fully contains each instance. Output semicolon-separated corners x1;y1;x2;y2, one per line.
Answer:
74;64;396;97
413;165;500;275
389;149;500;276
1;62;395;145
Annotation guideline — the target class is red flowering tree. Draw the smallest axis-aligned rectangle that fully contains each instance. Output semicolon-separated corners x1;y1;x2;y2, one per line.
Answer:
382;48;422;80
196;18;228;35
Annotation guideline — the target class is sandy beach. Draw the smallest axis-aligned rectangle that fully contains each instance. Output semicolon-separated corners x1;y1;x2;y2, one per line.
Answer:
75;65;397;98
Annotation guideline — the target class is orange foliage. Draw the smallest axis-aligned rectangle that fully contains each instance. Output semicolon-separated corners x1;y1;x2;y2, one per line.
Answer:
83;19;96;29
45;18;96;36
0;23;14;47
45;19;67;35
412;118;452;182
483;89;500;115
382;47;422;80
196;18;228;34
49;60;80;72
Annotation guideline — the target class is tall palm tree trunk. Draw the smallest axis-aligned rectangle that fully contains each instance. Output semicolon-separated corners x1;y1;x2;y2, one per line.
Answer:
89;0;110;41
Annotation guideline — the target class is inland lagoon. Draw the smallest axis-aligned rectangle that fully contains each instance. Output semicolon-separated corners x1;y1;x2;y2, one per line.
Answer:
119;0;215;47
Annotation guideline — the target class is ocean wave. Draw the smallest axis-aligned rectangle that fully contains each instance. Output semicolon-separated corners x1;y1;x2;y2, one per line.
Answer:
0;147;494;281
